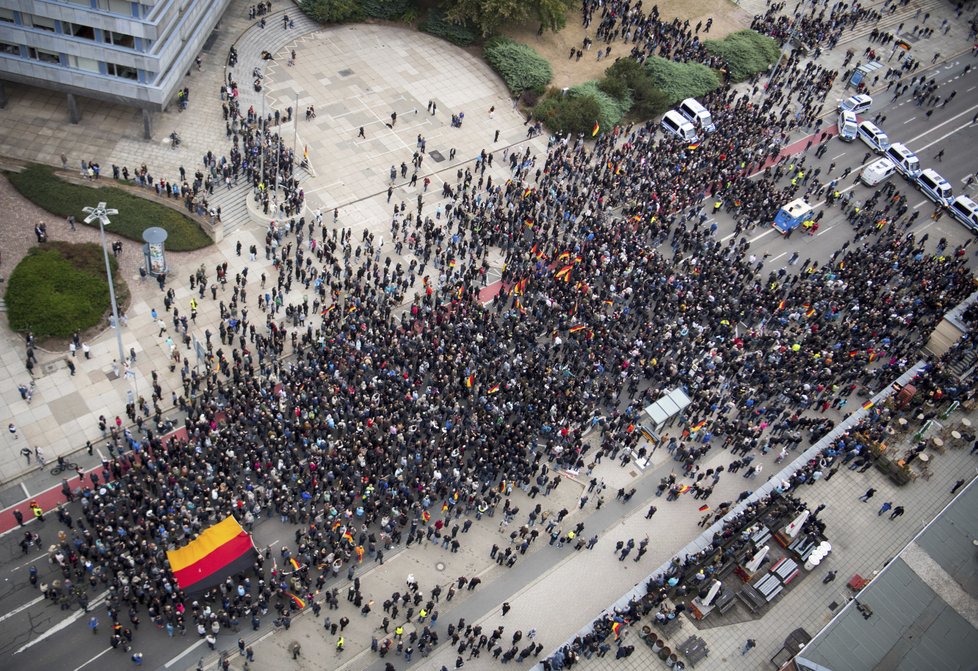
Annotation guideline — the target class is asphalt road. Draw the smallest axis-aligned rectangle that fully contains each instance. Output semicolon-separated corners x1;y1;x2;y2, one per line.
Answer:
1;56;977;671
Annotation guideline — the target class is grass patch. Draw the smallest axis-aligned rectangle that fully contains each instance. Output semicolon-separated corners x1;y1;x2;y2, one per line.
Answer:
6;164;211;251
5;242;129;338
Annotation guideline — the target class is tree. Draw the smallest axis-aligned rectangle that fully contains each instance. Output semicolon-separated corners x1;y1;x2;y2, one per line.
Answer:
443;0;574;37
298;0;364;24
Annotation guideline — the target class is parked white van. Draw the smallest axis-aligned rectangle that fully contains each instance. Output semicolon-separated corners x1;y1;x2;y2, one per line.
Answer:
838;94;872;115
884;143;921;179
837;110;858;142
860;158;897;186
661;110;699;143
677;98;716;133
915;169;953;207
948;196;978;232
857;121;889;153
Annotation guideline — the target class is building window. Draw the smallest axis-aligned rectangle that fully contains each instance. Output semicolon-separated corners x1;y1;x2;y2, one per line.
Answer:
28;47;61;64
0;41;20;56
96;0;135;16
64;22;96;40
105;62;137;80
30;15;57;32
67;54;100;73
104;31;135;49
0;8;14;23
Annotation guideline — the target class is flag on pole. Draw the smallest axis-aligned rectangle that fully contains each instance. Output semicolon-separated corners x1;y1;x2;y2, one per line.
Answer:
690;419;707;433
862;400;874;410
290;557;301;571
286;592;306;609
488;384;501;394
466;374;475;388
569;324;586;333
554;265;573;282
698;504;710;512
592;121;600;137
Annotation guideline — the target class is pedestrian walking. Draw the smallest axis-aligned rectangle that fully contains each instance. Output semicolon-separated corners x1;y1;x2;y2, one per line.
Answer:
950;479;965;494
501;602;511;616
741;639;756;655
878;501;892;516
889;506;905;520
859;488;876;502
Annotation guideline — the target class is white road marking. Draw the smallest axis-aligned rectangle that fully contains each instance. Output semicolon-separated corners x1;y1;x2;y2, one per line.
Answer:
914;200;929;209
164;639;207;668
72;647;112;671
13;591;108;654
20;483;29;498
12;552;48;571
904;116;917;124
816;225;835;237
0;595;45;623
968;86;977;92
831;152;847;160
770;251;787;262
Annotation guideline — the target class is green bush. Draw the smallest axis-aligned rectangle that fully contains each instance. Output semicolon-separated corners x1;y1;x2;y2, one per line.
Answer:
704;30;780;82
603;58;671;119
359;0;417;20
5;165;211;251
420;9;477;46
484;37;553;95
643;56;721;105
571;80;630;127
298;0;365;23
5;242;129;338
533;90;602;136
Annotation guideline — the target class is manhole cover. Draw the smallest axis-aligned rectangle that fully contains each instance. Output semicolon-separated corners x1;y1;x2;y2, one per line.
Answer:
429;150;445;163
828;601;838;611
435;562;446;572
42;362;60;374
337;68;354;77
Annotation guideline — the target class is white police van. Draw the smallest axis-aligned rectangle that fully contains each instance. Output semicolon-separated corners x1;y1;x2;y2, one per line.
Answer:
915;169;953;207
884;143;921;179
661;110;699;143
948;196;978;232
857;121;889;153
838;94;872;114
677;98;716;134
837;110;858;142
860;158;897;186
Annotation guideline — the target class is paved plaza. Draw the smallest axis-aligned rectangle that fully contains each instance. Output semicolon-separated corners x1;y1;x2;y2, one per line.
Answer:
0;0;976;670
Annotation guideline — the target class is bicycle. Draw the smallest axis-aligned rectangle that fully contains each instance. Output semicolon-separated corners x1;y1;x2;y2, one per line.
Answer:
50;460;78;476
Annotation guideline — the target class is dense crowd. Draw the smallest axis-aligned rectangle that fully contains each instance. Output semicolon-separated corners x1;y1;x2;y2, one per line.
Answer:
18;0;978;666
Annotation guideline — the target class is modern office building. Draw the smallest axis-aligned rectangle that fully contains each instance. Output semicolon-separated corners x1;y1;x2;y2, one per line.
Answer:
0;0;231;132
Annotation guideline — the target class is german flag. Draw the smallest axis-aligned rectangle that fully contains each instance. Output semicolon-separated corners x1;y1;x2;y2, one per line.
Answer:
515;298;526;314
592;121;600;137
524;219;534;228
569;324;586;334
449;259;456;268
342;531;354;544
421;510;431;524
554;265;573;282
348;305;357;314
698;504;710;512
603;300;614;306
688;143;700;150
805;308;816;318
286;591;306;609
776;300;785;311
466;374;475;388
488;384;501;394
290;557;301;571
166;516;255;594
558;251;572;261
862;400;874;410
321;305;335;316
689;419;707;433
611;621;622;638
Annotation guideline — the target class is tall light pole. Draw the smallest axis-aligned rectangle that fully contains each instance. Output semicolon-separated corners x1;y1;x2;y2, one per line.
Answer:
82;201;126;369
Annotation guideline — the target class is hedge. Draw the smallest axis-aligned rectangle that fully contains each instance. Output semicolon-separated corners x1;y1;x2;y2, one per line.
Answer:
704;30;780;82
298;0;365;23
420;9;477;46
484;37;553;95
533;90;603;136
643;56;721;105
602;58;672;119
5;242;128;338
359;0;417;20
6;165;211;251
571;81;629;128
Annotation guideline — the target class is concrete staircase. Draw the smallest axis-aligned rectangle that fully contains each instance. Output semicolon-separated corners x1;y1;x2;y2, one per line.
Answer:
215;5;320;235
839;0;948;45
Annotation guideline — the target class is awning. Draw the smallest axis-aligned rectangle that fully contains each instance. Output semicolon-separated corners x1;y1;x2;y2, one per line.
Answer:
166;515;255;593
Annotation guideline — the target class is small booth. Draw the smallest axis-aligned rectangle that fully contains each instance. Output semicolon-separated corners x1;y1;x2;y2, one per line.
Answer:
639;387;692;442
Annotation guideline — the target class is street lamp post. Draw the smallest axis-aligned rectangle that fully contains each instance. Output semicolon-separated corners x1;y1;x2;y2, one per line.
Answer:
82;201;126;369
